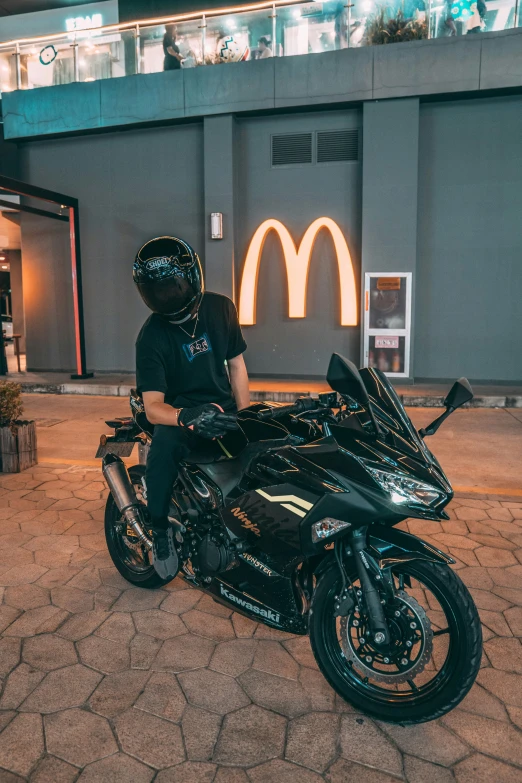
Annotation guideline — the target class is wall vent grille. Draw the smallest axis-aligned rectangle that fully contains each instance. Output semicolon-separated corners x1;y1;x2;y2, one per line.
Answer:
317;129;359;163
271;133;313;166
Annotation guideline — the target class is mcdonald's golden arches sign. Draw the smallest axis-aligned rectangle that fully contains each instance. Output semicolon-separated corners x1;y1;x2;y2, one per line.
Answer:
238;217;358;326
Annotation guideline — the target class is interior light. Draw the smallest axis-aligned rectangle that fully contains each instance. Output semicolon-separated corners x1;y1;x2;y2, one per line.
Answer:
293;9;301;17
1;265;8;270
239;217;358;326
226;18;237;29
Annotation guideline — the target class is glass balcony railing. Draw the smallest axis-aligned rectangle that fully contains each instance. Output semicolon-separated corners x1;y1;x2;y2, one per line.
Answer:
0;0;520;96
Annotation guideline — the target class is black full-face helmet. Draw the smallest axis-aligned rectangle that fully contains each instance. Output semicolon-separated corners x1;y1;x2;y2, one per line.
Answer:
133;236;204;323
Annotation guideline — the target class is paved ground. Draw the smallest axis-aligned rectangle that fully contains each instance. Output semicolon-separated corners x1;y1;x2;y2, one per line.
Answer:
0;397;520;781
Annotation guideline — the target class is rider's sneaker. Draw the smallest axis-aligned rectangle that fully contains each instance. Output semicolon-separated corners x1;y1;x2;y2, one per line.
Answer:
152;528;178;580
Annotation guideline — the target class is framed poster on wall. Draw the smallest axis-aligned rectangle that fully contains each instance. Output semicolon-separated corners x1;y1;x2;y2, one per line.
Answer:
363;273;412;378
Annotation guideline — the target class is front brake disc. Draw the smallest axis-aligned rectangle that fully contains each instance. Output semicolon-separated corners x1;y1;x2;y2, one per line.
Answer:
340;590;434;684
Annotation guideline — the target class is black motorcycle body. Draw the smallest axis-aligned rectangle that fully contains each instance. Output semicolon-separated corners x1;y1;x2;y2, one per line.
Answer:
100;354;482;724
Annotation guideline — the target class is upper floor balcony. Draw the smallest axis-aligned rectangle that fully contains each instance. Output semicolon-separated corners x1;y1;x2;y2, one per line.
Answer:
1;0;521;140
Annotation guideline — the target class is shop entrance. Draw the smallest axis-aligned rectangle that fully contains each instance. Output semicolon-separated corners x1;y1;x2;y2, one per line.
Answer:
0;174;91;379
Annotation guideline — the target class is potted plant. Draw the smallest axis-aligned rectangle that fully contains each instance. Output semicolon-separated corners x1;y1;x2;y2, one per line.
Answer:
0;381;37;473
365;6;428;45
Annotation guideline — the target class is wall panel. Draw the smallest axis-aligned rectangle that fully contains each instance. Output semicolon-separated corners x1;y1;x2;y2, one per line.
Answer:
235;110;362;378
416;96;522;382
19;123;204;372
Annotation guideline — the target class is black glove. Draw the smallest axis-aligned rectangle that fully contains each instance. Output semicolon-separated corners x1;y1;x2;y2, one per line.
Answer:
178;403;238;440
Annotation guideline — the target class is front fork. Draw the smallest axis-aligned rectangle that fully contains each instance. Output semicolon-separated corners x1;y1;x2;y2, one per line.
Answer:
338;527;392;647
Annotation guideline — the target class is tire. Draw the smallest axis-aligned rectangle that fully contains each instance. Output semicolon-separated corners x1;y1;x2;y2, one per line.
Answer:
309;558;482;724
104;464;171;589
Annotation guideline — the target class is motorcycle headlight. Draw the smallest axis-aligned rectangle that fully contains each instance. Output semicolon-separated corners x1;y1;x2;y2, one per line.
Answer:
311;517;351;543
365;466;445;508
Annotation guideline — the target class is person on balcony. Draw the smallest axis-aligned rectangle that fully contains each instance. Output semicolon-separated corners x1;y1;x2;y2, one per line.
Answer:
163;25;183;71
258;37;273;59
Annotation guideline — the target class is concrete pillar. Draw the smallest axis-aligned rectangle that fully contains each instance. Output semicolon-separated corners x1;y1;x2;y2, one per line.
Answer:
361;98;420;380
203;115;236;301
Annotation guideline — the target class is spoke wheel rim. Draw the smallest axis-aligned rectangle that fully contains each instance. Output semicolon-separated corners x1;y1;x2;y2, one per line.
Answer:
324;563;461;704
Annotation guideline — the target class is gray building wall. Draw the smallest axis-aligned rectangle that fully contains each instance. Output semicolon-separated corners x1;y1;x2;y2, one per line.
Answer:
19;123;204;371
11;93;522;381
235;110;362;378
416;96;522;382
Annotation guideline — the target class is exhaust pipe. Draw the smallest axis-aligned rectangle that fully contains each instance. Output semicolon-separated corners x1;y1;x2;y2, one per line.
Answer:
102;454;152;549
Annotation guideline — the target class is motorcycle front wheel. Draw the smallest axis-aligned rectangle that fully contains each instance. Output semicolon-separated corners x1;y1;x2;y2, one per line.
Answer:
104;464;169;589
309;559;482;724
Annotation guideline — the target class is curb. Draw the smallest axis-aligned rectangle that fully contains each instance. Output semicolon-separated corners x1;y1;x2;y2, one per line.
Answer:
19;382;522;408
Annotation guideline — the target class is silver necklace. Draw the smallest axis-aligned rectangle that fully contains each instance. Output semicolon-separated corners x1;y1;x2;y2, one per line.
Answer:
177;314;199;340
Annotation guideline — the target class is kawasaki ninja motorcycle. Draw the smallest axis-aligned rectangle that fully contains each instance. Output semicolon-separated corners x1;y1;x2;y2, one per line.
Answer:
98;353;482;724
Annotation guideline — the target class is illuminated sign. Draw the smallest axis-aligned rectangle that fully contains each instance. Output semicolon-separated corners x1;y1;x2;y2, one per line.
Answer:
238;217;357;326
66;14;103;33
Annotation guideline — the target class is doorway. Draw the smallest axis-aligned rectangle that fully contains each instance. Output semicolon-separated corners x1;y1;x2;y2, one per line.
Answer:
0;174;91;379
0;209;26;374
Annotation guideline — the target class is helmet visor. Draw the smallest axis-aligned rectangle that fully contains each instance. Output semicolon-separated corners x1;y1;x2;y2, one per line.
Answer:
137;276;199;320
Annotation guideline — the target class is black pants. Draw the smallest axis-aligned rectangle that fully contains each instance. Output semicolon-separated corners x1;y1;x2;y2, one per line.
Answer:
145;425;198;531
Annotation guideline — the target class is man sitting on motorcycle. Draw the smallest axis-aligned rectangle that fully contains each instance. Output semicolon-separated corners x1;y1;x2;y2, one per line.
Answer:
133;236;250;579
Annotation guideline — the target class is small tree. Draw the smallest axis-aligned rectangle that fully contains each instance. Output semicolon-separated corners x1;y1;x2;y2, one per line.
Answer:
0;381;23;428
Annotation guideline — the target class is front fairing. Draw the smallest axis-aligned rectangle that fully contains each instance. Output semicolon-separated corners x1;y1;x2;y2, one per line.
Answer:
348;367;453;497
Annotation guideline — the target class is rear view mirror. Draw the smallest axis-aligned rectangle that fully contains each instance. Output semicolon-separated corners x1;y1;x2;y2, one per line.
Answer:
444;378;473;410
327;354;369;407
420;377;474;438
327;354;384;438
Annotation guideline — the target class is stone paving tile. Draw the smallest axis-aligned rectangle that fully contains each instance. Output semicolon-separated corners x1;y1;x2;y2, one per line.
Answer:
156;761;217;783
19;664;102;713
0;712;44;777
88;669;150;718
77;752;155;783
178;667;250;715
285;712;340;772
325;759;402;783
23;634;77;671
134;671;186;722
181;705;222;761
0;664;46;710
114;708;185;769
0;475;522;780
29;755;79;783
77;634;131;673
44;708;117;767
213;704;287;766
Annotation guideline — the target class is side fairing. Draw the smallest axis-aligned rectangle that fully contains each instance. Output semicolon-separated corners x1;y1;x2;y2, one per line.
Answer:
222;482;320;557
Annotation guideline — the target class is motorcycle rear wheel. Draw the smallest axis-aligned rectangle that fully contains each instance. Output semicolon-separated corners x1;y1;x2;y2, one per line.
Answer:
104;464;170;589
309;558;482;724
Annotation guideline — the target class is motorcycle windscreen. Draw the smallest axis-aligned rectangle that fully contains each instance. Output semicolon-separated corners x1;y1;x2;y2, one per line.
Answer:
359;367;433;464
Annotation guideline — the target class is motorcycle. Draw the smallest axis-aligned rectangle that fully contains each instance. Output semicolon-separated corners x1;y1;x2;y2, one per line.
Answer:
97;353;482;724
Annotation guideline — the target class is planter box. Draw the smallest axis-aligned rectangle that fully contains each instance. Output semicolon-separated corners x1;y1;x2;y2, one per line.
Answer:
0;420;38;473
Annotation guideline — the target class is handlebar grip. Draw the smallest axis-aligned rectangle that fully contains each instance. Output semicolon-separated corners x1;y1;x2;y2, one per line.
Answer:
257;397;317;421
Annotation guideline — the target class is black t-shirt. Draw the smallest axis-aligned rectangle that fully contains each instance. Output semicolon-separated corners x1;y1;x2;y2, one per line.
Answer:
163;34;181;70
136;292;247;410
